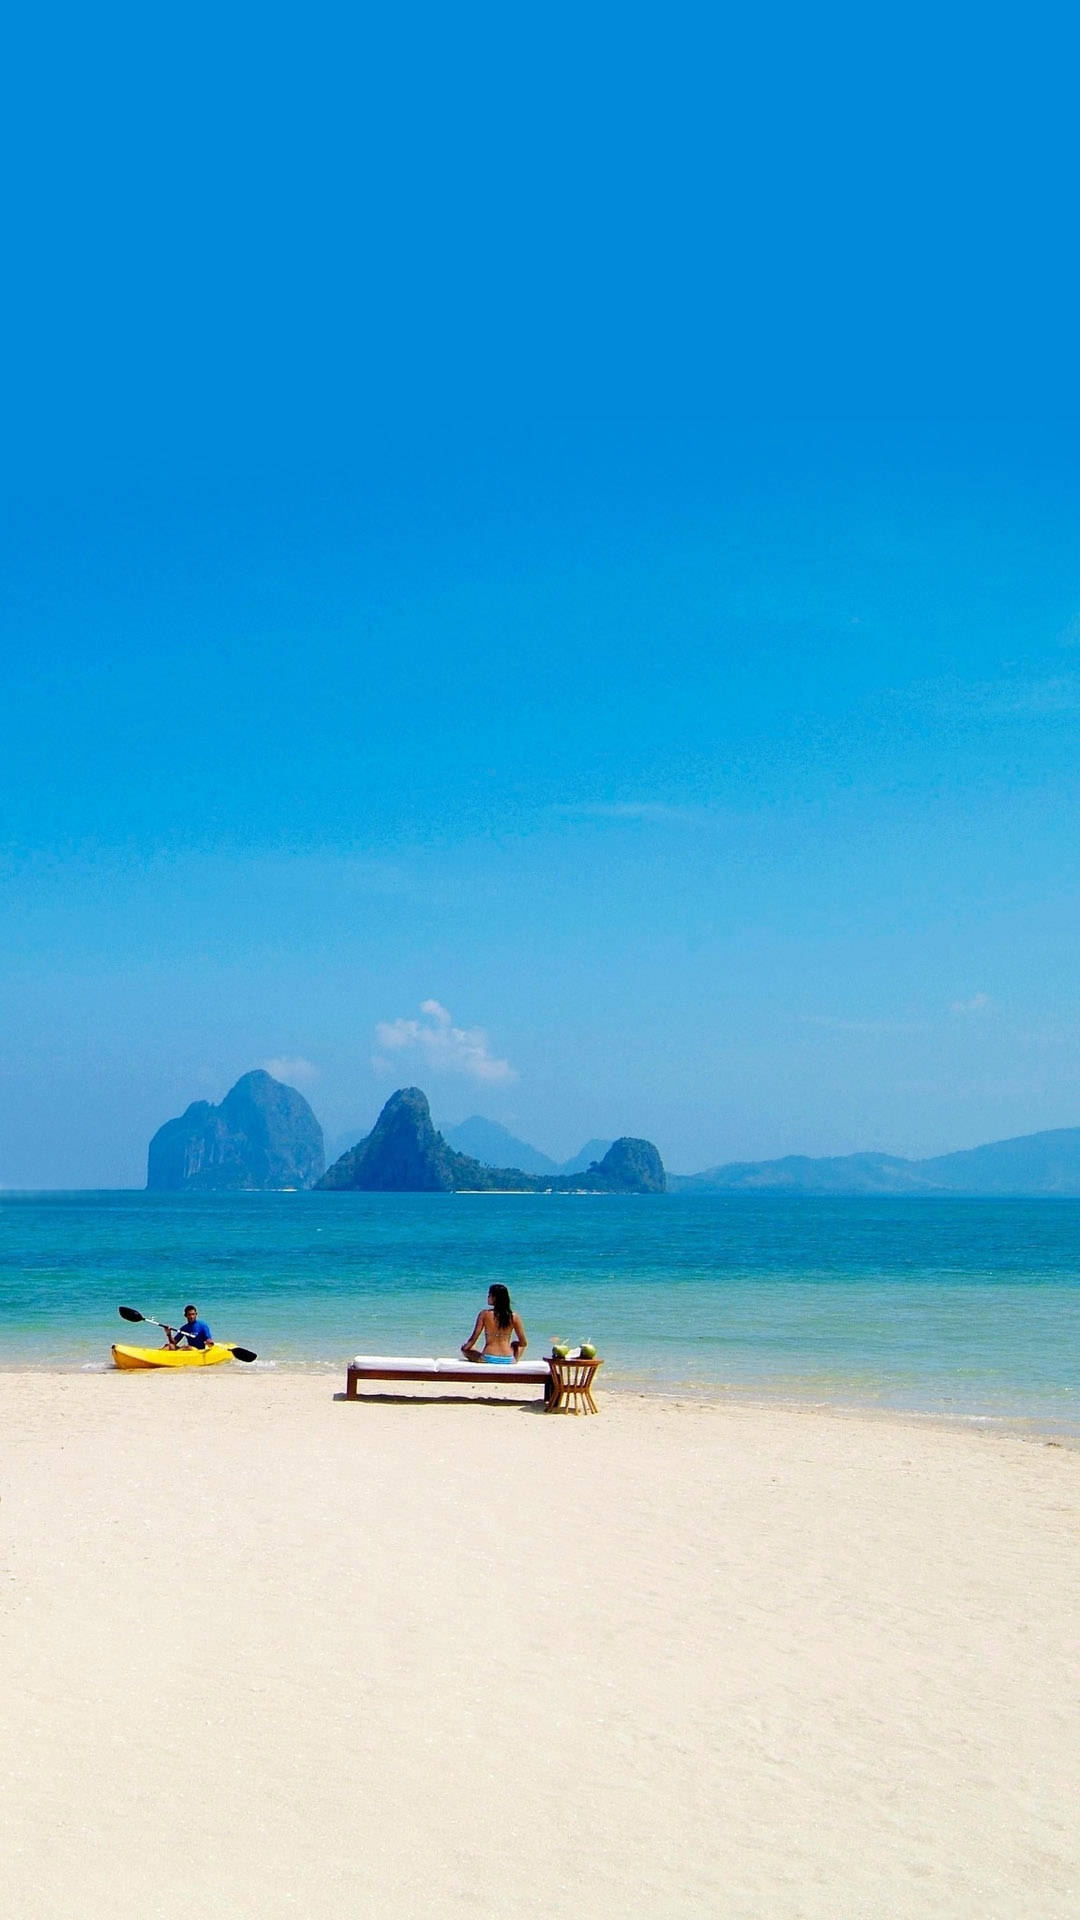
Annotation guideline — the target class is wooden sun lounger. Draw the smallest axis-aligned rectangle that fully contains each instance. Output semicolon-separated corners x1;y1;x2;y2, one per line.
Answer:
345;1355;554;1404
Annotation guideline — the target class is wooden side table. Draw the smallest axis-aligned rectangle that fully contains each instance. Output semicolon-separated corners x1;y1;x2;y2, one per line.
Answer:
545;1353;603;1414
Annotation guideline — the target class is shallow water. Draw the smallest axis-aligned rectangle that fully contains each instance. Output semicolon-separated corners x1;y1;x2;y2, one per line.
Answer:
2;1190;1079;1429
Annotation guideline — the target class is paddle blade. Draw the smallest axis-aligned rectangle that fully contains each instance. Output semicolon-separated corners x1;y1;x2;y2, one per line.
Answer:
118;1306;146;1323
228;1346;258;1363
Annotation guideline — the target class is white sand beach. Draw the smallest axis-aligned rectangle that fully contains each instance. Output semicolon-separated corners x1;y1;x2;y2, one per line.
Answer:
2;1371;1078;1918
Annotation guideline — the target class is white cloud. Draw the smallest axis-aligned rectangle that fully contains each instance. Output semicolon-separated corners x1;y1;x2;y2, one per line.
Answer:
949;993;992;1015
262;1056;319;1084
373;1001;517;1084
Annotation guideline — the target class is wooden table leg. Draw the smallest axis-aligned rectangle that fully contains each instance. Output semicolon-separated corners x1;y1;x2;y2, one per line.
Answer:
544;1356;602;1412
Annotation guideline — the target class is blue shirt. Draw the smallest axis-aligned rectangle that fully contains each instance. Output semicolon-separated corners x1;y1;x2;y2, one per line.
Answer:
179;1319;212;1349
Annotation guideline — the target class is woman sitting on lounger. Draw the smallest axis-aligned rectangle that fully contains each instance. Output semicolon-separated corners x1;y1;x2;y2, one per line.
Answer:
461;1284;527;1364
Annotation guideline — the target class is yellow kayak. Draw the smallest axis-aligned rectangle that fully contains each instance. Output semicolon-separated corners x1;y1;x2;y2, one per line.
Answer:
111;1342;235;1370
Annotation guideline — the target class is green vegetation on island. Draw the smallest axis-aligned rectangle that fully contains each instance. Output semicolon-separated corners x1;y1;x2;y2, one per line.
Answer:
315;1087;666;1193
145;1070;1080;1200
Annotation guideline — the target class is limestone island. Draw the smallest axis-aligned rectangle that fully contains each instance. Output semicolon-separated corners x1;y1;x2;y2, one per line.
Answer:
315;1087;666;1193
146;1069;325;1192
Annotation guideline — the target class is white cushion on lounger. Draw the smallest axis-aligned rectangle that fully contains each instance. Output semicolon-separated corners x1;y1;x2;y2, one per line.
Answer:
351;1355;438;1372
434;1357;550;1376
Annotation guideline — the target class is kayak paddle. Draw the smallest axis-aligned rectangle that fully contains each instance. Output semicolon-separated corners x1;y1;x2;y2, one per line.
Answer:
118;1306;257;1363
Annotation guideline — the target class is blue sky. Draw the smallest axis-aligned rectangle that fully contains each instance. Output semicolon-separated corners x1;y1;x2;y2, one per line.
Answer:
2;4;1079;1184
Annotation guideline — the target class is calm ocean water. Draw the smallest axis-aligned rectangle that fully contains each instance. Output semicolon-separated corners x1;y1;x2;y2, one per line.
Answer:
2;1190;1080;1429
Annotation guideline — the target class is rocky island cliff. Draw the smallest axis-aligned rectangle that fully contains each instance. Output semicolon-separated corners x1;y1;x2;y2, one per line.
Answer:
147;1069;325;1192
316;1088;665;1193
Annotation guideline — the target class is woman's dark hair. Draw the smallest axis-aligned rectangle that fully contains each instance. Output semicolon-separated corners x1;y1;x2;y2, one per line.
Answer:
488;1284;513;1329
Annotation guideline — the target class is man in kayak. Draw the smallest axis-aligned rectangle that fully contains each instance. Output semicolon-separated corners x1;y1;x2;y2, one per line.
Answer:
163;1305;214;1352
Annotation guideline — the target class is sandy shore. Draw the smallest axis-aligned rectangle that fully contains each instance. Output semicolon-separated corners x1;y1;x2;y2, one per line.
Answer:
2;1371;1078;1918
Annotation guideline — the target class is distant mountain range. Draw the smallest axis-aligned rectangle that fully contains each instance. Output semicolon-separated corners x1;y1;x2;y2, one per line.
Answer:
440;1115;613;1178
440;1114;1080;1195
316;1089;664;1193
146;1074;1080;1200
670;1127;1080;1196
324;1115;614;1177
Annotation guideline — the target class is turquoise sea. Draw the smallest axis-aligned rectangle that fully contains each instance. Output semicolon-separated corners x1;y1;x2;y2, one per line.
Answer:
2;1190;1080;1431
